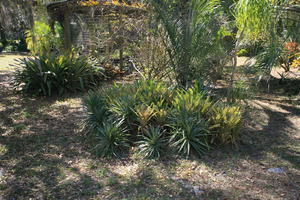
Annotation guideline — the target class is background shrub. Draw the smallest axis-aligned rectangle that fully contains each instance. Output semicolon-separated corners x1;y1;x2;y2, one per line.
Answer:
13;51;97;96
25;21;63;55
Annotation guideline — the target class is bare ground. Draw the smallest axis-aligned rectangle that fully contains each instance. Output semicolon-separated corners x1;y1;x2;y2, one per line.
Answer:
0;55;299;200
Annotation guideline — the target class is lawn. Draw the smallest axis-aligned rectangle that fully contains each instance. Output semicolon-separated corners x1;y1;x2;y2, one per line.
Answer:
0;55;299;199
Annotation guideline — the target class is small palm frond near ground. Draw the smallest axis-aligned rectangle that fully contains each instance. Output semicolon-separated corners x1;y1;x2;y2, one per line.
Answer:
13;51;97;96
93;119;129;157
137;126;166;159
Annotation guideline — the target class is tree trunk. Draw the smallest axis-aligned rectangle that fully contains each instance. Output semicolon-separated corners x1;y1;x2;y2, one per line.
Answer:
63;9;72;51
177;0;192;86
0;23;7;46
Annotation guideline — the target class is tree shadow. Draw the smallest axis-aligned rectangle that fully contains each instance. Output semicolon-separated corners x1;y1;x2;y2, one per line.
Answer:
0;72;100;199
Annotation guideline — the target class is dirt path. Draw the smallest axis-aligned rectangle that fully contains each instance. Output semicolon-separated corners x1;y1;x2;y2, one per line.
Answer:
0;55;299;200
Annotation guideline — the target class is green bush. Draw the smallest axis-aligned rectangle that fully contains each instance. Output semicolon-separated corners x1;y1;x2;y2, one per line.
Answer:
210;105;242;146
137;126;166;159
13;52;97;96
0;39;28;53
83;91;108;133
25;21;63;55
83;80;243;158
3;45;16;52
170;112;211;157
94;120;129;157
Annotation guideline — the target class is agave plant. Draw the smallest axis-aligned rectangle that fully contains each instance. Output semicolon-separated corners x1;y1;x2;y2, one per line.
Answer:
137;126;166;159
94;119;129;157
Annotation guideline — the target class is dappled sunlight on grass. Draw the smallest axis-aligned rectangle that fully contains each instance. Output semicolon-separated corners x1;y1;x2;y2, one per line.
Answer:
0;54;29;71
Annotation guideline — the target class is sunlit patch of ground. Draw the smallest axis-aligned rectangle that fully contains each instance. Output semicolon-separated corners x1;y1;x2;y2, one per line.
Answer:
0;54;30;71
0;55;299;199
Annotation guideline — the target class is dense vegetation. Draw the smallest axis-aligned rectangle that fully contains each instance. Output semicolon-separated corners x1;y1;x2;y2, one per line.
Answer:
83;80;242;158
13;51;100;96
1;0;300;199
2;0;300;157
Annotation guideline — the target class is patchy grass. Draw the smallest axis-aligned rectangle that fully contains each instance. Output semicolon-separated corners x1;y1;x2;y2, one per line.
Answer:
0;55;299;199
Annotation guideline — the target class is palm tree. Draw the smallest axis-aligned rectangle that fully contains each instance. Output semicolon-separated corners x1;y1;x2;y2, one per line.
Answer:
149;0;226;86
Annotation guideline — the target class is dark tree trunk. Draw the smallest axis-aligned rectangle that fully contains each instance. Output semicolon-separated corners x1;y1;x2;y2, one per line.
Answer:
63;9;72;51
0;23;7;46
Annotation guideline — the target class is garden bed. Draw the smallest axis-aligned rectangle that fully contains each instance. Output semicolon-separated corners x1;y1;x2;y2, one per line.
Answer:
0;55;299;199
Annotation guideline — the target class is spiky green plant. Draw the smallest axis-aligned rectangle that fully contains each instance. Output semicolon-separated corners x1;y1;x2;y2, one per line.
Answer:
108;95;136;126
170;112;211;157
13;51;96;96
94;120;129;157
134;80;172;107
137;126;166;159
210;104;242;146
134;104;156;132
83;91;108;134
172;86;213;119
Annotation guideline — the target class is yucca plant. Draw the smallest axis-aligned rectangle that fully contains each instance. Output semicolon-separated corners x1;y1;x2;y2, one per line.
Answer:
137;126;166;159
108;95;136;127
170;111;211;157
83;91;108;134
210;104;242;146
13;51;96;96
94;120;129;157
